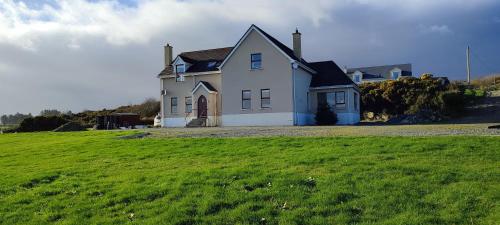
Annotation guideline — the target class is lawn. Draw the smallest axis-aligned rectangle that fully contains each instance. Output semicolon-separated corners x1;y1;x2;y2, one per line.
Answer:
0;131;498;225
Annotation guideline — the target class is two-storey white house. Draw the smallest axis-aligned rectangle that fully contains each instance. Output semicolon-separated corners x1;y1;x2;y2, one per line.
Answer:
157;25;360;127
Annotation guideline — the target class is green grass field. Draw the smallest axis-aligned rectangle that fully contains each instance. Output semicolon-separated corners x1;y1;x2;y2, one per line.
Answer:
0;131;498;224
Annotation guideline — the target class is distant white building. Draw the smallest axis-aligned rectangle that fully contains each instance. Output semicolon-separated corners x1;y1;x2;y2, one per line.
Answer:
346;64;412;84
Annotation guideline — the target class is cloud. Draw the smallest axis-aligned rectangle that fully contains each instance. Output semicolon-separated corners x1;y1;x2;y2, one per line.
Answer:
2;0;497;51
0;0;499;115
0;0;340;51
418;24;453;35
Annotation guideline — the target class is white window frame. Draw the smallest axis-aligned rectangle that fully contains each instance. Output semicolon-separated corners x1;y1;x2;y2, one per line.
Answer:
185;96;192;113
242;90;251;110
171;97;178;114
392;71;400;80
250;53;262;70
260;89;271;108
354;74;361;83
175;64;185;82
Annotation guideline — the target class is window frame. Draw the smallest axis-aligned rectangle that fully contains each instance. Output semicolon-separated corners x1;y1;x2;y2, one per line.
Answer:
171;97;178;114
335;91;345;105
185;96;192;113
392;71;400;80
175;64;185;82
242;90;251;110
250;53;262;70
354;74;361;83
260;89;271;108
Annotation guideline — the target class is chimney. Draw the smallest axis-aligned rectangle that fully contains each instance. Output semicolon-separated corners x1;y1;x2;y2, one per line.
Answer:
342;66;347;74
164;43;173;68
292;28;301;59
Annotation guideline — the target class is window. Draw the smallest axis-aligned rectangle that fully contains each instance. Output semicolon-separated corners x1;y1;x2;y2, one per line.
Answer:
354;74;361;83
335;91;345;104
261;89;271;108
185;97;192;113
176;64;185;82
317;92;335;108
207;61;217;68
171;97;178;114
176;64;185;73
242;90;251;109
392;71;399;80
250;53;262;69
354;92;359;111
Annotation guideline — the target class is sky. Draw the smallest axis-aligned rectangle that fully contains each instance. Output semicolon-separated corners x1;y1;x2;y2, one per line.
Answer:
1;0;499;115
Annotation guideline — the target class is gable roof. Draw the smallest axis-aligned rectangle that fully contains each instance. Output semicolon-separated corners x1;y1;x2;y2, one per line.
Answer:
347;63;412;79
252;25;310;66
309;61;356;87
192;81;217;94
219;24;315;73
159;47;233;76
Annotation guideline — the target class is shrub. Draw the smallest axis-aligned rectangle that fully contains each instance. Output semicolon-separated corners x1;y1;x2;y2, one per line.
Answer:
439;91;465;116
359;74;468;120
315;103;338;125
16;116;68;132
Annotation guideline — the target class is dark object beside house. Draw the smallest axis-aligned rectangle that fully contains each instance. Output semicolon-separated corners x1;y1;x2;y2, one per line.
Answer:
488;125;500;129
95;113;141;130
53;121;87;132
15;116;68;132
315;104;338;125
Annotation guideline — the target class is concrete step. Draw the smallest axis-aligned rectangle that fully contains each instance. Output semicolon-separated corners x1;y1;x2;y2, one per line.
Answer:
186;118;206;127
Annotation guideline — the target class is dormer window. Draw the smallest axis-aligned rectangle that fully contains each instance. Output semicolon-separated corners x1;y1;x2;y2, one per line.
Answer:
175;64;185;82
251;53;262;70
353;74;361;83
391;71;400;80
175;64;185;73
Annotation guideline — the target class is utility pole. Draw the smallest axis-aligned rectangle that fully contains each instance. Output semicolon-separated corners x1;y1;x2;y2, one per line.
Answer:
466;46;471;84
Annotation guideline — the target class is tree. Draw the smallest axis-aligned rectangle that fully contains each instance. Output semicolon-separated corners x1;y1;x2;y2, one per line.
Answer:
40;109;63;117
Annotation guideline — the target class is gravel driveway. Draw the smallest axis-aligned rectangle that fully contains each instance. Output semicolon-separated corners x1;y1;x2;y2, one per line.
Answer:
146;123;500;138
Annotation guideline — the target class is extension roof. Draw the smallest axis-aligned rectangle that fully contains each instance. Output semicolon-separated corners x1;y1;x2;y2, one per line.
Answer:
309;61;356;87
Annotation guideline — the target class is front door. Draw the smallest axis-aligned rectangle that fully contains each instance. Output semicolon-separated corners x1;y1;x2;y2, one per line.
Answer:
197;95;207;119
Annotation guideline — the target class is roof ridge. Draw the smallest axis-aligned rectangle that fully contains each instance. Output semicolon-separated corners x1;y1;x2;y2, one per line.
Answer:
180;46;233;55
309;60;334;64
349;63;411;70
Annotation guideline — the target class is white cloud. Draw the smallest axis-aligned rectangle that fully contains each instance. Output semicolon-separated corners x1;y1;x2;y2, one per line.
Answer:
2;0;496;51
418;24;453;35
0;0;340;50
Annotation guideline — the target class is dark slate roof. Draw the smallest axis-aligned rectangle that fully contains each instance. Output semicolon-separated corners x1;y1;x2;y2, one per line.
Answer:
347;63;412;79
159;47;233;76
309;61;356;87
192;81;217;92
252;25;310;66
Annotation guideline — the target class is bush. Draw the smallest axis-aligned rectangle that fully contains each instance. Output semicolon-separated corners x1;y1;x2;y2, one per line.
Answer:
315;104;338;125
16;116;68;132
359;74;469;121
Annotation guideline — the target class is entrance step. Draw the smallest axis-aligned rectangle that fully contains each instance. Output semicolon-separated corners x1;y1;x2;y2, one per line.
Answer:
186;118;206;127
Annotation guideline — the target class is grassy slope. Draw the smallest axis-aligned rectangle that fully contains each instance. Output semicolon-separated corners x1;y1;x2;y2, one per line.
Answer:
0;132;498;225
